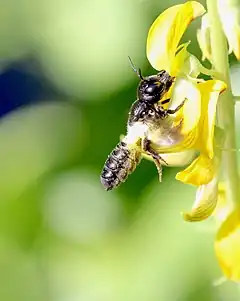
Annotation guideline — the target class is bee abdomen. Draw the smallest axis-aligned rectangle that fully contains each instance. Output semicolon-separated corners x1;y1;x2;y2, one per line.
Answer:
100;141;140;190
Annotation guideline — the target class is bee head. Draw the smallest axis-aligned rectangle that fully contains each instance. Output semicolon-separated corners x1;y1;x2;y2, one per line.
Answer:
138;71;174;104
128;56;174;105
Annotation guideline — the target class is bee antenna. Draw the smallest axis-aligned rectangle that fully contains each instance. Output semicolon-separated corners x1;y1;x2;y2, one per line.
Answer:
128;56;144;80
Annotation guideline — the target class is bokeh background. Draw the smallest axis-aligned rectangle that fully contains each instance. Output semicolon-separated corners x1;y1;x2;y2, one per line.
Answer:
1;0;240;300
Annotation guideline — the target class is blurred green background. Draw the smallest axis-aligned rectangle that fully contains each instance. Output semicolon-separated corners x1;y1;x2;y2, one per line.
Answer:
0;0;240;300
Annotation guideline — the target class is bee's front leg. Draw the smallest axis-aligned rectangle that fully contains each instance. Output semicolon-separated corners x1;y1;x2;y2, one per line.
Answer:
142;138;168;182
166;98;186;115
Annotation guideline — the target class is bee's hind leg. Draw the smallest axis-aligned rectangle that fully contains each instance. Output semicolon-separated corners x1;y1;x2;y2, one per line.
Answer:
142;138;168;182
153;158;163;183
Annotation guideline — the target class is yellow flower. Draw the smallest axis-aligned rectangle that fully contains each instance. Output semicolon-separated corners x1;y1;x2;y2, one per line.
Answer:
182;174;219;222
215;207;240;282
146;1;226;221
145;0;240;281
217;0;240;60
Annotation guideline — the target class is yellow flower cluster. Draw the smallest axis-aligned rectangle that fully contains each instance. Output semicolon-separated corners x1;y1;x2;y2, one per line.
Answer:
146;1;226;221
145;1;240;282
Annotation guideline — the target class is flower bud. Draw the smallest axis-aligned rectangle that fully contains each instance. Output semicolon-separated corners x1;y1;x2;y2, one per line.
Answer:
215;209;240;282
217;0;240;60
197;14;212;61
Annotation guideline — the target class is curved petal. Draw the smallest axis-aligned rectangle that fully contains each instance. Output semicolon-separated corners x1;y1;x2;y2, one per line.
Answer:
215;209;240;282
146;1;205;73
171;43;190;76
182;175;218;222
196;80;227;158
170;78;201;135
176;154;218;186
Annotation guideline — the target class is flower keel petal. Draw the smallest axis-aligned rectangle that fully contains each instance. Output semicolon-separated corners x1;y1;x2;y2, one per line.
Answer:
176;154;217;186
182;175;218;222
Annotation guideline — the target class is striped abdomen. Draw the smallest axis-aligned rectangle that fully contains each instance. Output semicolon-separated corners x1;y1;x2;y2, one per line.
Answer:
100;141;141;190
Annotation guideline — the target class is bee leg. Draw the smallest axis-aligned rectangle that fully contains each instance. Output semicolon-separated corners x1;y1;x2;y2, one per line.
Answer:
166;98;186;114
153;158;163;182
142;138;168;182
160;98;170;105
142;138;168;164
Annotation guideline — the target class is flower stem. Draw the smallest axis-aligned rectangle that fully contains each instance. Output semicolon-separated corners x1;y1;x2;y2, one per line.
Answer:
206;0;240;206
234;96;240;102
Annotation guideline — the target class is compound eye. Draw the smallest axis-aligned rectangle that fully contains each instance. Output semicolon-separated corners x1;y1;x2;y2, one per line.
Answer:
145;83;159;95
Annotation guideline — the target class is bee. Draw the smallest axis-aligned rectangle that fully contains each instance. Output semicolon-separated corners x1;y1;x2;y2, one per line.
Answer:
100;58;185;191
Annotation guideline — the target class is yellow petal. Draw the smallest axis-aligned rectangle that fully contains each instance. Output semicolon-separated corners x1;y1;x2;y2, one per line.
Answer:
152;80;225;158
152;78;203;154
170;77;201;135
182;175;218;222
196;80;227;158
146;1;205;74
217;0;240;60
215;209;240;282
176;154;218;186
171;43;190;76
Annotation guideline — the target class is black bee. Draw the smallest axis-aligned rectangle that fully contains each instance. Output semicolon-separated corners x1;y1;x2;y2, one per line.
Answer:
100;58;185;190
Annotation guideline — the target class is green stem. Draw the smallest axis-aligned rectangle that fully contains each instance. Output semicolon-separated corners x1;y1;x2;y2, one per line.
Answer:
206;0;240;206
234;96;240;102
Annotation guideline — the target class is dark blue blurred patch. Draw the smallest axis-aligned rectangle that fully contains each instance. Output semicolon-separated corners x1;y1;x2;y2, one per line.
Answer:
0;59;60;118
